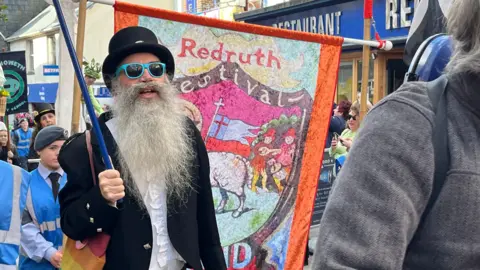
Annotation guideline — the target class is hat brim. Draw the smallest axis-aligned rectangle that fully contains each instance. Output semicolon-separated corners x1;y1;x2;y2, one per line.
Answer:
34;109;55;124
102;43;175;90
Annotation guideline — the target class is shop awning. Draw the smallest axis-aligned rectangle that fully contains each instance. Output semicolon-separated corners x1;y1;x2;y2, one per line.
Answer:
28;83;58;103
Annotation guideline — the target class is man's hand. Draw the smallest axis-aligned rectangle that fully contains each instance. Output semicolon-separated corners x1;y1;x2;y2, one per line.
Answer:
49;251;63;268
99;169;125;206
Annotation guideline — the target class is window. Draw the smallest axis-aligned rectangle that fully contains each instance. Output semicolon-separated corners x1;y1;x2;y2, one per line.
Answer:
248;0;262;10
262;0;290;8
47;35;56;65
27;40;35;73
200;0;216;11
337;53;389;106
356;59;374;104
337;62;353;102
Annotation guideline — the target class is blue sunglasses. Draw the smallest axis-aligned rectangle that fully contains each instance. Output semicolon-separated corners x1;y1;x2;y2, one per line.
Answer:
115;62;166;79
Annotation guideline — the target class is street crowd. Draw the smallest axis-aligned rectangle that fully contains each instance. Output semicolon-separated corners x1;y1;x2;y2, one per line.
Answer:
1;0;480;269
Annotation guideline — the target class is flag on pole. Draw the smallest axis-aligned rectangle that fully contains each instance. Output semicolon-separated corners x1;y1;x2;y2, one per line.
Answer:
206;114;259;157
404;0;452;65
207;115;258;145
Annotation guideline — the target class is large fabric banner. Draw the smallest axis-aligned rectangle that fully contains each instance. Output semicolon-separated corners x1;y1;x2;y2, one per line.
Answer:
114;2;342;269
0;51;29;115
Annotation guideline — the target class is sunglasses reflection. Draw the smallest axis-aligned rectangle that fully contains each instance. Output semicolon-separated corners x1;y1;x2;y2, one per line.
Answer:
115;62;166;79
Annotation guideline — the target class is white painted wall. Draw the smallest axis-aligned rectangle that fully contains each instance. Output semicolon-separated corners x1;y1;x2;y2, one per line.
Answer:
7;0;176;132
83;0;176;72
9;34;60;85
9;0;176;87
32;36;47;78
9;40;26;52
175;0;183;12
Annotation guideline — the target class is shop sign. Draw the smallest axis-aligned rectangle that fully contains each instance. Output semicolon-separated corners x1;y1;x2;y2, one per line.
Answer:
248;0;420;40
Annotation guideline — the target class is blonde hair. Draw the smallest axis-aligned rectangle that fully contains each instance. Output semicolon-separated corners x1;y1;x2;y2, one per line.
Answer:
350;104;360;116
351;100;372;115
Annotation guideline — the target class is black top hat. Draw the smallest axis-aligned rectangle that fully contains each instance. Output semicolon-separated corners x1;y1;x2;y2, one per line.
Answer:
102;26;175;89
33;103;55;124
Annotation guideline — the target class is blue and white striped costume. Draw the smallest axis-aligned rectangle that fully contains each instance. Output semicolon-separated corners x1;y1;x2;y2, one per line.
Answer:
19;166;66;270
0;161;30;269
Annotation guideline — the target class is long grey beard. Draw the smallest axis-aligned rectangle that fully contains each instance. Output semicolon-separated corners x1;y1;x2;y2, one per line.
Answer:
110;80;194;210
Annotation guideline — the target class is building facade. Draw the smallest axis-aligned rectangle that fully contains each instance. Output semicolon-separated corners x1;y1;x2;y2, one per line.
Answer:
235;0;421;104
5;0;177;104
83;0;175;67
7;6;61;88
183;0;246;21
0;0;49;51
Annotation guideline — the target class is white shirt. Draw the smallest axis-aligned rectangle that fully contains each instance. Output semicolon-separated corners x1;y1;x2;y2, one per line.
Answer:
144;181;185;270
37;162;64;188
106;118;185;269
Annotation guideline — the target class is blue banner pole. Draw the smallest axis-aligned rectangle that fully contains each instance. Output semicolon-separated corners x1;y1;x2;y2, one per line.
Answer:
51;0;114;172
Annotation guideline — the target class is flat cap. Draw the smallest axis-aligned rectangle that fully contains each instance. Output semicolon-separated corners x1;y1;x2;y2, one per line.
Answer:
34;126;68;152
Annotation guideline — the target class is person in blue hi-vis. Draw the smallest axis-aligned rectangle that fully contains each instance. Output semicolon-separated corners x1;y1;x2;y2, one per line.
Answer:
19;126;68;270
0;160;30;269
12;119;34;170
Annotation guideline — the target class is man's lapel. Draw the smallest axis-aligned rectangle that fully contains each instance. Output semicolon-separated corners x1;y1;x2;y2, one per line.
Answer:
166;190;192;247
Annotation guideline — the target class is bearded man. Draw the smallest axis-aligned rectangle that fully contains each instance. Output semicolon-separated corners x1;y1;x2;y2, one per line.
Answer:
58;26;226;270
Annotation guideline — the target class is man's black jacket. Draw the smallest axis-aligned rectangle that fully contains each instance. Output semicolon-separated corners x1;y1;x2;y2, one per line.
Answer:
58;112;226;270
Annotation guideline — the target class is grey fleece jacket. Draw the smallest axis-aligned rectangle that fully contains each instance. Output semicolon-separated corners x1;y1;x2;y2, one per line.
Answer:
313;73;480;270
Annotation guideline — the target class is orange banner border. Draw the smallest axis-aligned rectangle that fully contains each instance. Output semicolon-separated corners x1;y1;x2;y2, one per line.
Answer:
114;1;343;46
113;2;343;269
284;44;341;269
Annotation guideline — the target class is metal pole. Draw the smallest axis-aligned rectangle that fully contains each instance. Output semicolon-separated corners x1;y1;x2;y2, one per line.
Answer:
86;0;393;51
360;0;373;121
204;98;224;144
51;0;113;171
344;38;392;50
88;0;115;5
71;0;87;134
360;20;371;121
28;158;40;164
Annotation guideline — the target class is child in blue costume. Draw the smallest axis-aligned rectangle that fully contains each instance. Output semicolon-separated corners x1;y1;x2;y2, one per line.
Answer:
19;126;68;269
0;160;30;269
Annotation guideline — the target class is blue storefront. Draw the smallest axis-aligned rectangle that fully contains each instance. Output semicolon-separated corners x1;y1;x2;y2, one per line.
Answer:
28;83;59;104
235;0;419;103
